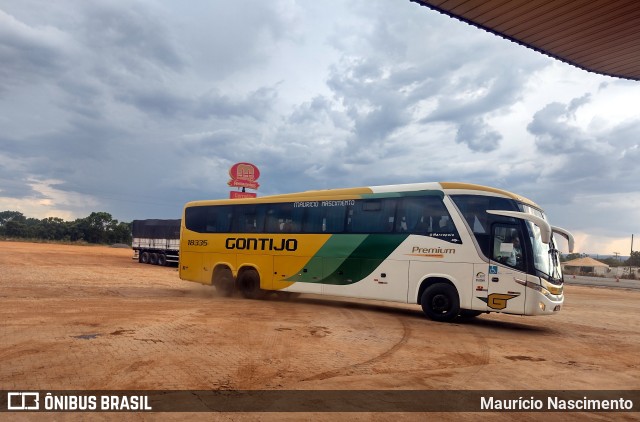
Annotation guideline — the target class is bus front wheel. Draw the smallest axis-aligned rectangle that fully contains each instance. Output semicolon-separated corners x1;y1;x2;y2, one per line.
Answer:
237;269;265;300
421;283;460;322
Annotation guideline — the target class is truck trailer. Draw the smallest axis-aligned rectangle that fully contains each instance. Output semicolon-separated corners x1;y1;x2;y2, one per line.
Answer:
132;219;181;266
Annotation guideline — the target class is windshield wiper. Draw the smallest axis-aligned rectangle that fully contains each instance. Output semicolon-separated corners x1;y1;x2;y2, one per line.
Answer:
548;247;561;281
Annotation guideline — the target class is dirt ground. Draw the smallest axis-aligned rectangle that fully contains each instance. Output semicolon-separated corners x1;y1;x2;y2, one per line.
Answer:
1;241;639;421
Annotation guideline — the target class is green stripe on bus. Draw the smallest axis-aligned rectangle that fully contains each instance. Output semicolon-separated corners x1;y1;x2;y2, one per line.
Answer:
323;234;409;285
285;234;367;283
288;234;409;285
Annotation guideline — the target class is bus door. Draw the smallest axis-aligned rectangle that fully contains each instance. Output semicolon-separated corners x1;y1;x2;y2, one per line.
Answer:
487;224;526;314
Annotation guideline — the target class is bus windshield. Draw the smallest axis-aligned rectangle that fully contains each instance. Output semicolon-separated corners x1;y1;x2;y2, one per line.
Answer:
521;205;563;284
451;194;563;283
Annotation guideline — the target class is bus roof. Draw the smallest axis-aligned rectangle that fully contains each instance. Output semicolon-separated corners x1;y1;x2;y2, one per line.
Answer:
187;182;539;208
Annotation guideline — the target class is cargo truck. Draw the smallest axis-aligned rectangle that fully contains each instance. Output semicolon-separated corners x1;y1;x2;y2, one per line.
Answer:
131;219;181;266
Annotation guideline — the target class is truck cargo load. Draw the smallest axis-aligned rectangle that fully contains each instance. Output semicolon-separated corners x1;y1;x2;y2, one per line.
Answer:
132;219;180;266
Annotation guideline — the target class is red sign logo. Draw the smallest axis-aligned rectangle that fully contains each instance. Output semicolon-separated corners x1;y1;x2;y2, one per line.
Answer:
230;191;257;199
230;162;259;182
228;162;260;192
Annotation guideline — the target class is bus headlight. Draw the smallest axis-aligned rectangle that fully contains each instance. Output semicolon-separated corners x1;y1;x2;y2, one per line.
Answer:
541;279;563;295
514;278;552;297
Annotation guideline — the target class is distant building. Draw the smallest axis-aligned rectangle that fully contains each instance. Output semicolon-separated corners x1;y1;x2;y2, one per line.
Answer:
562;257;610;276
562;257;640;279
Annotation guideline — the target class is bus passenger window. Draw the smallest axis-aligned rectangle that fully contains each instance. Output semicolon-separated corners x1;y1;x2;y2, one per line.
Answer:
349;199;396;233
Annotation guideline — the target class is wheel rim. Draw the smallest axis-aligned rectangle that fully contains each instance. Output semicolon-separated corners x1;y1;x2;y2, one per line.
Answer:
432;294;450;313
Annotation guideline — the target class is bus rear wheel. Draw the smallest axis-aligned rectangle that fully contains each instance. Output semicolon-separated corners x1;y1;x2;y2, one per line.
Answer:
421;283;460;322
140;252;150;264
237;269;265;299
214;267;235;297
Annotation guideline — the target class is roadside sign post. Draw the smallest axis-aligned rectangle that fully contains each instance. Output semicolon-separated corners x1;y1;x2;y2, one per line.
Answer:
228;162;260;199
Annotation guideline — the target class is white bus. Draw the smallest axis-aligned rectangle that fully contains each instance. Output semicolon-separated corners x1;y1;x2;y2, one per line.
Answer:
179;182;574;321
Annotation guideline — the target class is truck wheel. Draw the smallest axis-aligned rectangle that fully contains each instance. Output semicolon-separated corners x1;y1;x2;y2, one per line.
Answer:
237;269;265;299
421;283;460;322
140;252;150;264
214;268;235;297
157;254;167;266
150;253;158;265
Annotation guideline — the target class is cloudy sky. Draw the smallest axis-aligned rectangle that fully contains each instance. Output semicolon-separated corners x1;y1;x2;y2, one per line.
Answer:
1;0;639;255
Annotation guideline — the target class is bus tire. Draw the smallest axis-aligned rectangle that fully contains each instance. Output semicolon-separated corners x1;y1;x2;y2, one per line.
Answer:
421;283;460;322
459;309;483;318
140;252;150;264
157;254;167;266
237;269;265;299
214;267;235;297
149;253;159;265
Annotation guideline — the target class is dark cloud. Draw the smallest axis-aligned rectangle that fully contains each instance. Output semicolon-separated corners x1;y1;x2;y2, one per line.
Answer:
79;1;183;72
193;87;278;120
0;9;69;93
169;1;300;80
319;2;551;158
521;93;640;235
1;0;638;252
0;170;41;199
455;118;501;152
528;94;594;154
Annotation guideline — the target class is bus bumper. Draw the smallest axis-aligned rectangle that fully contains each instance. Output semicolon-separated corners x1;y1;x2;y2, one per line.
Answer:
525;291;564;315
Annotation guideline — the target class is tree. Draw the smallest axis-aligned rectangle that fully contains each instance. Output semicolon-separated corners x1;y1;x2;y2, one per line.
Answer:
561;253;587;262
108;221;132;244
625;251;640;267
76;212;117;243
0;211;26;235
0;209;132;245
3;220;27;237
600;257;622;267
37;217;68;240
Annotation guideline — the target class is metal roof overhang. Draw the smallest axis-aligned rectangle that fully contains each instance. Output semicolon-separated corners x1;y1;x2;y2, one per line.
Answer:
411;0;640;81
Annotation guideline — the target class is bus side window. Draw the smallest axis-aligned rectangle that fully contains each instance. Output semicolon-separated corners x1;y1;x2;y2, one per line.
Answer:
185;206;206;233
396;196;458;239
302;207;322;233
396;197;422;233
349;199;396;233
325;206;346;233
202;205;233;233
231;205;263;233
303;206;346;233
265;203;301;233
265;209;280;233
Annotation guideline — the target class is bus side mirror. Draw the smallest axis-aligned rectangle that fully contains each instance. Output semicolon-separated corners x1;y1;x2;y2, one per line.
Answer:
552;226;575;253
486;210;552;244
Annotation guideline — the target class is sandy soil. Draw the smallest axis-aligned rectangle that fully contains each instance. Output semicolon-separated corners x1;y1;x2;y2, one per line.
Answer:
1;241;639;421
